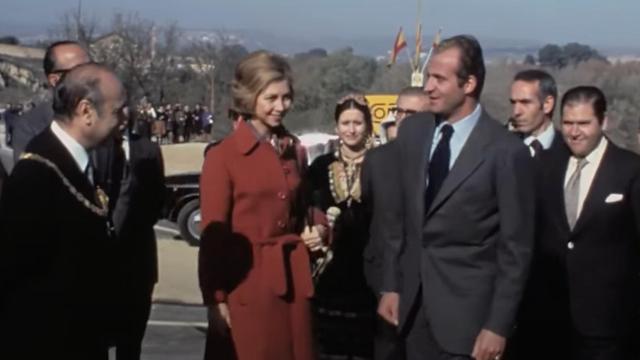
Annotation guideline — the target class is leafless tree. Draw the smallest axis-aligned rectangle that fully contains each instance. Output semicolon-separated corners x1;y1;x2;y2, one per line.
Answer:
91;12;181;102
51;1;98;47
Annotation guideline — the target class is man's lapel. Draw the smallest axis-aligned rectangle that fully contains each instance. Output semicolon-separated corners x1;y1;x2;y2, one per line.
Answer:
425;113;492;218
406;114;435;219
571;144;616;235
548;147;572;235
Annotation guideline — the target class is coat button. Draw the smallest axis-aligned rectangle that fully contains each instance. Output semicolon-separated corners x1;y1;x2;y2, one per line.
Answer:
277;220;286;229
567;241;575;250
278;191;288;200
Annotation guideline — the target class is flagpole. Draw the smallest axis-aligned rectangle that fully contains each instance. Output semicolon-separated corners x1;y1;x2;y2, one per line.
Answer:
406;49;416;72
421;28;442;75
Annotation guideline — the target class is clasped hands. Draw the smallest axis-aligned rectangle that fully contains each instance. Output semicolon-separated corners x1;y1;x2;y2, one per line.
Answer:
300;224;327;252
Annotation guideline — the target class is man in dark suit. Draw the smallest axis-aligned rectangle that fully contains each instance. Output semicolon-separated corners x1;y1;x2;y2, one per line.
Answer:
504;70;565;360
362;86;429;360
509;69;565;157
0;63;126;359
94;109;166;360
527;86;640;360
12;40;91;162
377;35;535;360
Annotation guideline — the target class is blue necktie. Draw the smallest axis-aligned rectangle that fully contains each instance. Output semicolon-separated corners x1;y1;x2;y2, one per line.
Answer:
425;124;454;213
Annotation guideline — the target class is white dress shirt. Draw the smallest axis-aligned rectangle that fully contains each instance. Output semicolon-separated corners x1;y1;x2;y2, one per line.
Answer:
564;137;608;219
524;122;555;156
50;120;90;174
430;104;482;169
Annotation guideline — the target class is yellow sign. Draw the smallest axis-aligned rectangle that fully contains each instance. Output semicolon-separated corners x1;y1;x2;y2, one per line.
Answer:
365;94;398;135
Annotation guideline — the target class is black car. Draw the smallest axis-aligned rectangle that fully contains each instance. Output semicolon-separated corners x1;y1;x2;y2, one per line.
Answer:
163;171;201;245
162;136;335;246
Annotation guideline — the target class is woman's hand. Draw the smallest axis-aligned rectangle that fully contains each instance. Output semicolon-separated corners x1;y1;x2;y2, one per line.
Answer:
207;302;232;334
301;225;324;252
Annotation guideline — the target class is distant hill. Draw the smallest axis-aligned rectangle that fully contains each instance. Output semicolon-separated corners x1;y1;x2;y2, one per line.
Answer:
5;23;640;61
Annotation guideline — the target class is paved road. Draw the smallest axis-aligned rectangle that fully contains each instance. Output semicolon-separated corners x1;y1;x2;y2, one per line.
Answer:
139;303;208;360
134;225;208;360
153;223;202;304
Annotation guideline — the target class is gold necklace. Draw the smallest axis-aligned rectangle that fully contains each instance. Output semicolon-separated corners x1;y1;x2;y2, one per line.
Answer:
20;153;109;217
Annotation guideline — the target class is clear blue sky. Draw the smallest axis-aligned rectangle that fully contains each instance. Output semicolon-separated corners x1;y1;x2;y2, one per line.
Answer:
2;0;639;48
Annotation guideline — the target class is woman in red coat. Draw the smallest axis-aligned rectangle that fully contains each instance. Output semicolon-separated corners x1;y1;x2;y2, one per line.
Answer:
199;51;326;360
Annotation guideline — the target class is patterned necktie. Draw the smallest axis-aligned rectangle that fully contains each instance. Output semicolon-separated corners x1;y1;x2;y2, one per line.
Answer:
564;158;588;229
425;124;454;212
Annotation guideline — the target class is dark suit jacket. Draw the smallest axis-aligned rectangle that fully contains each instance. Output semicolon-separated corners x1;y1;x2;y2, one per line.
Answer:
11;101;53;162
386;111;535;354
94;133;165;293
548;129;565;153
361;142;402;293
0;127;111;358
532;140;640;337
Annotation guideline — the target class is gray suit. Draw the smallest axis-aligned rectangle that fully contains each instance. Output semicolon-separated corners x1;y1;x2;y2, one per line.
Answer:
385;111;535;356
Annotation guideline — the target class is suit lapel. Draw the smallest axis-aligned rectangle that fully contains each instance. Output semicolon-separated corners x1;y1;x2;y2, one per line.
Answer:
425;113;491;218
548;147;572;235
406;115;435;219
571;143;616;234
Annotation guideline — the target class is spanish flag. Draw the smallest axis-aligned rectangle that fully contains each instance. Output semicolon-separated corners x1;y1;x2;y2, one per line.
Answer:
388;27;407;67
414;24;422;67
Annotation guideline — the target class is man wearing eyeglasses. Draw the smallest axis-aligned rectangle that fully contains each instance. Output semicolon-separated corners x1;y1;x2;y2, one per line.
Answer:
381;87;430;143
12;41;91;162
362;86;428;359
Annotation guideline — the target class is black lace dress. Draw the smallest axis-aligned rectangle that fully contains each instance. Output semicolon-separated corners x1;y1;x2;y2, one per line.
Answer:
308;152;376;359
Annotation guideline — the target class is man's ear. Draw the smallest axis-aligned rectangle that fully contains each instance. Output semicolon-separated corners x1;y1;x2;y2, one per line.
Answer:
47;73;61;88
602;115;609;131
463;75;477;96
543;95;555;117
76;99;95;126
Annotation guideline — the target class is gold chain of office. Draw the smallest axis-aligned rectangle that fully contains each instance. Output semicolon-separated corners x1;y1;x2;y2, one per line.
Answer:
20;152;109;217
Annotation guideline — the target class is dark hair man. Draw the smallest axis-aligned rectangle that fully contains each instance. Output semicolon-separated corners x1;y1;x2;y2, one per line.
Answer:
381;87;430;143
11;41;91;162
509;69;564;157
377;35;535;360
525;86;640;360
0;63;125;359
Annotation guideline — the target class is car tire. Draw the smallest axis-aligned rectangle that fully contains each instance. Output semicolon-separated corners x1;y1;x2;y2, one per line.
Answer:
177;199;201;246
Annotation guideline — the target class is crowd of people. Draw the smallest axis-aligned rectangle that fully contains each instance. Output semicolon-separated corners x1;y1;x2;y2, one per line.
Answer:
1;33;639;360
134;101;215;144
1;95;213;150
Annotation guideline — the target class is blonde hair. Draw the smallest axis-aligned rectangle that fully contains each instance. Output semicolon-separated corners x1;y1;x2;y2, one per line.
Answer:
231;51;294;116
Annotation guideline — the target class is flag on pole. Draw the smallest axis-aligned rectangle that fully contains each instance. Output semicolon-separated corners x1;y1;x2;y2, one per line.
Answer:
388;27;407;67
432;28;442;48
414;23;422;67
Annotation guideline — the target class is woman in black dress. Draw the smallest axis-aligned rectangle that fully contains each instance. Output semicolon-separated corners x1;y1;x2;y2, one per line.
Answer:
308;93;376;359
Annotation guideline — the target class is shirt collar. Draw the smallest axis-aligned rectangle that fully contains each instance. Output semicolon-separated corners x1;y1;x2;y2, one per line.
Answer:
50;120;90;172
569;136;608;167
436;104;482;139
524;121;555;149
584;136;608;164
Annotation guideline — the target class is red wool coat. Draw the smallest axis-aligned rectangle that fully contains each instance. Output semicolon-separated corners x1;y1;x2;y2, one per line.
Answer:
199;121;317;360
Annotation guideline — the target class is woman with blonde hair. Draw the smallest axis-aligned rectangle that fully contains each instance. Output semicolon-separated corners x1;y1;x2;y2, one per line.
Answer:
199;50;327;360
